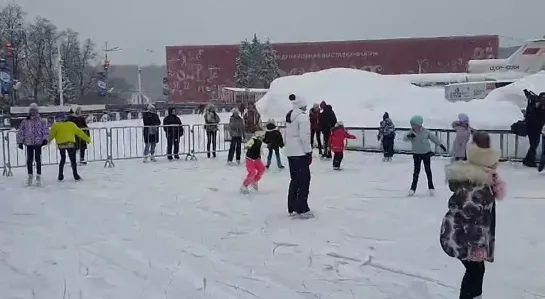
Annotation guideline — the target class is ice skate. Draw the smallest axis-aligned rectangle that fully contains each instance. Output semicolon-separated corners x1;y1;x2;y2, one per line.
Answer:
74;173;82;181
240;185;249;194
58;174;64;181
250;182;259;191
79;159;87;165
143;156;149;163
297;211;315;219
236;160;241;165
538;163;544;172
35;175;41;186
382;157;388;162
429;189;435;196
387;157;393;162
333;166;341;170
26;174;33;186
407;189;415;197
150;155;157;162
288;212;297;217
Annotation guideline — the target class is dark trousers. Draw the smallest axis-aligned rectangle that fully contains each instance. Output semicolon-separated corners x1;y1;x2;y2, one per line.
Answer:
410;152;434;191
311;129;322;153
266;147;283;167
524;133;541;166
206;131;217;157
287;156;311;214
539;136;545;168
322;130;332;158
166;137;180;159
228;136;242;162
59;148;78;178
382;134;395;157
459;260;485;299
75;138;87;161
332;152;343;168
26;145;42;175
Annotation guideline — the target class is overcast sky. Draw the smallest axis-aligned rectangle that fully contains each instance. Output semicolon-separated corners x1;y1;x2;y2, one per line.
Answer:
12;0;543;65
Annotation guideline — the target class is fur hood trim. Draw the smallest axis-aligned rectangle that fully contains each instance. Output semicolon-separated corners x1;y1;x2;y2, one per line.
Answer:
445;163;494;184
466;143;499;168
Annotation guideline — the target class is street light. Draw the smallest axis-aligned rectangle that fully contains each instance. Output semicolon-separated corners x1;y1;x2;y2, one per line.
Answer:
137;49;154;104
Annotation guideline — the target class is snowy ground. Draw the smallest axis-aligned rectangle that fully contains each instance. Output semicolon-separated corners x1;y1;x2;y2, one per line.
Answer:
1;152;544;299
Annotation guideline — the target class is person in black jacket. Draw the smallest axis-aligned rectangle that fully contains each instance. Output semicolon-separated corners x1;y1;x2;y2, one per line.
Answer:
263;121;285;169
522;89;545;167
142;104;161;162
67;107;90;165
163;107;183;160
319;101;337;159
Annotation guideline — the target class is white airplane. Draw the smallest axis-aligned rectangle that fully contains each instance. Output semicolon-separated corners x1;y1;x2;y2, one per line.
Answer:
385;38;545;86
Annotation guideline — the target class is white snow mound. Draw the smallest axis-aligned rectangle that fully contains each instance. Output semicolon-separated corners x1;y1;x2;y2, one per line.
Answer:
256;68;522;129
485;71;545;108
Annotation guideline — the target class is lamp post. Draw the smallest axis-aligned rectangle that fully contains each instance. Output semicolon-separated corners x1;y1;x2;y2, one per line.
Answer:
137;49;154;104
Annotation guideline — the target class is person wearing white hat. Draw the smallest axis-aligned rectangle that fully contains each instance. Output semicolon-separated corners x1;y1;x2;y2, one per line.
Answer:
284;95;313;218
240;130;266;193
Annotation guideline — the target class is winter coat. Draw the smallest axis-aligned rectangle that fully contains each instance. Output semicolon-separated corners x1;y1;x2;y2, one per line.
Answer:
309;108;320;131
244;109;261;134
16;114;50;146
524;89;545;135
403;128;442;154
49;121;91;148
229;114;245;138
142;111;161;144
163;109;183;140
451;121;473;158
264;123;284;149
440;162;502;262
378;118;395;138
204;110;220;132
329;126;356;153
67;114;90;150
320;105;337;132
284;105;312;157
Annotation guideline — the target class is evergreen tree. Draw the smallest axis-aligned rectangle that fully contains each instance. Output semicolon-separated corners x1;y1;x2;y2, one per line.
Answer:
261;39;279;88
249;34;266;88
234;40;253;88
234;34;280;88
47;65;76;105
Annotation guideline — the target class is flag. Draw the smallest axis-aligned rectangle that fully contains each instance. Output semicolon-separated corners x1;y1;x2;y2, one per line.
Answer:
97;71;108;96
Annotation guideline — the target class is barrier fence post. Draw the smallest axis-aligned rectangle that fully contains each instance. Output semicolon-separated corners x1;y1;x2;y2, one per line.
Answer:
104;128;115;168
186;125;196;161
2;130;13;176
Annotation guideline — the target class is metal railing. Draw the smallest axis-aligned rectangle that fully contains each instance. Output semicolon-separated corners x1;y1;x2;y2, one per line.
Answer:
1;124;537;176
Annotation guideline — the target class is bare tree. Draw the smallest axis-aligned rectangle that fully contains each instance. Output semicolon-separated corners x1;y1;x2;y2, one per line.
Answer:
0;4;26;103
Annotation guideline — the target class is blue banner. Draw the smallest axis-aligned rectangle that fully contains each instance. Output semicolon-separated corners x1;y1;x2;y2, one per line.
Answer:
97;71;107;96
0;69;12;95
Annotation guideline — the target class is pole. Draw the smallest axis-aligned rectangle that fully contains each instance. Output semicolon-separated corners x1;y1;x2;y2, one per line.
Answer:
58;45;63;106
137;66;142;104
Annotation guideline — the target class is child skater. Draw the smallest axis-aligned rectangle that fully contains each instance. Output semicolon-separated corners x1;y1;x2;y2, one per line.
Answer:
329;121;356;170
378;112;395;162
263;120;285;169
451;113;473;162
440;131;506;299
404;115;447;196
240;130;266;194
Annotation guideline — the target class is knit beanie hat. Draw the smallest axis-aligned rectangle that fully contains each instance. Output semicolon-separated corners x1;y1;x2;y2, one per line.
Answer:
409;115;423;126
467;131;499;168
458;113;469;122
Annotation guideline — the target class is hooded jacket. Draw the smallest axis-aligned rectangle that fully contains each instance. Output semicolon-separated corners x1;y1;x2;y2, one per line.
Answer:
284;101;312;157
204;104;220;132
16;111;50;146
229;112;245;138
263;122;284;149
320;105;337;132
143;110;161;143
329;125;356;153
451;120;473;158
378;113;395;138
163;107;183;138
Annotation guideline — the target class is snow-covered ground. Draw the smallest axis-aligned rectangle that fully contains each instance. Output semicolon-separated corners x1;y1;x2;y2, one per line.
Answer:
256;68;523;129
1;152;544;298
485;71;545;108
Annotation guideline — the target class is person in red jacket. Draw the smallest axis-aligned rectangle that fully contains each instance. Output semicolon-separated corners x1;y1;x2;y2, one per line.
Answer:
329;121;356;170
309;103;322;155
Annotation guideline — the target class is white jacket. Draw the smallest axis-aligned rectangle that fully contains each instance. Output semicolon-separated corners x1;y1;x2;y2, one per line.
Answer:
284;107;312;157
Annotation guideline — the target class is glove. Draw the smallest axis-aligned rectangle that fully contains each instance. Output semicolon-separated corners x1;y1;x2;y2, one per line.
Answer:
18;143;23;150
41;140;48;146
306;152;312;165
377;134;381;141
440;144;447;152
407;133;416;138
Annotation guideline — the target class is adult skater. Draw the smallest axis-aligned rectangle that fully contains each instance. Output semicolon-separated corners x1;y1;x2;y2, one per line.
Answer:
403;115;447;196
16;103;49;185
49;115;91;181
319;101;337;159
285;96;313;218
440;131;506;299
522;89;545;167
377;112;395;161
163;107;183;160
67;106;90;165
309;103;322;155
203;103;220;158
227;108;244;164
142;104;161;162
451;113;473;161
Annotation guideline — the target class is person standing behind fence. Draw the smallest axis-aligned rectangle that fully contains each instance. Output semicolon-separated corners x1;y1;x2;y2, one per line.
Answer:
378;112;395;162
244;103;262;138
227;108;244;164
143;104;161;162
404;115;447;196
451;113;473;162
319;101;337;159
263;120;285;169
204;104;220;158
522;89;545;167
67;106;90;165
309;103;322;155
163;107;183;160
16;103;49;186
49;115;91;181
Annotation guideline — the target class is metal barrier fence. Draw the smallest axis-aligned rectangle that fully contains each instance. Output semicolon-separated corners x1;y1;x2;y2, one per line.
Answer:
1;125;538;176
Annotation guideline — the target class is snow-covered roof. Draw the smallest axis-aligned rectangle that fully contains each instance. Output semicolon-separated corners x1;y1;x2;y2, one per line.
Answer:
222;87;268;93
10;104;106;114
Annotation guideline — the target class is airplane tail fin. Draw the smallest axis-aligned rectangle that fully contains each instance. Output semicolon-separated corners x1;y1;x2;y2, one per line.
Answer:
468;39;545;74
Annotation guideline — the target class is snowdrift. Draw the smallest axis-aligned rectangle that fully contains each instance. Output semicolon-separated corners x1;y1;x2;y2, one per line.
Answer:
256;68;522;129
485;71;545;109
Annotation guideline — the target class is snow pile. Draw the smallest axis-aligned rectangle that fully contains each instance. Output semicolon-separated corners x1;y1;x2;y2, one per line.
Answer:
256;68;522;129
485;71;545;108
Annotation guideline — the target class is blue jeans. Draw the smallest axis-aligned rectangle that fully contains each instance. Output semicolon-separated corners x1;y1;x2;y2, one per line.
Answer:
144;143;156;156
266;148;283;168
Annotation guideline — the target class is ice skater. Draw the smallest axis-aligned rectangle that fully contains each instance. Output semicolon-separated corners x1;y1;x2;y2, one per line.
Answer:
240;131;266;194
440;131;506;299
329;121;356;170
451;113;473;162
263;120;285;169
404;115;447;196
378;112;395;161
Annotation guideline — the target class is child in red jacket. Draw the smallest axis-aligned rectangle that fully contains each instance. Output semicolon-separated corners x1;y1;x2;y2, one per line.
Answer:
329;122;356;170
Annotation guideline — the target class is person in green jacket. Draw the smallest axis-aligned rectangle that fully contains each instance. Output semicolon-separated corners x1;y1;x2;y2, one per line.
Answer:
403;115;447;196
